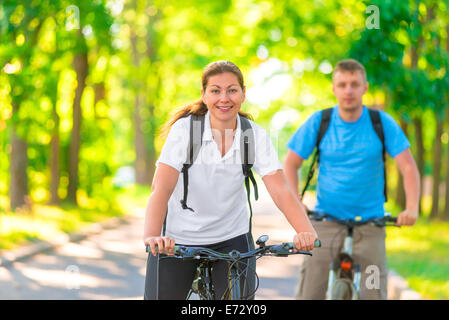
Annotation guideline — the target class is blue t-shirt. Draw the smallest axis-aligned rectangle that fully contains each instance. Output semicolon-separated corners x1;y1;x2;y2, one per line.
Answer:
287;105;410;221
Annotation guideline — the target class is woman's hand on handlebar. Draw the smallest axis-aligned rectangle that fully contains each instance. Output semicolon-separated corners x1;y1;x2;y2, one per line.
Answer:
293;232;318;252
144;236;175;256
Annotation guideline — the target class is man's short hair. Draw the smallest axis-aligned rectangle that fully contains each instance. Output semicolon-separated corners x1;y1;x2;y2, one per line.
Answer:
333;59;367;82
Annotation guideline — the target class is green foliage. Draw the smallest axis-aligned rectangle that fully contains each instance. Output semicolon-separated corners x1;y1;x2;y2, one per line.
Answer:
1;0;448;253
386;217;449;299
350;0;449;115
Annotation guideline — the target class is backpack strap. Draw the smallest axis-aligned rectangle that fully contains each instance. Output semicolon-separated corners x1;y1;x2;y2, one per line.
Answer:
240;115;258;199
301;108;333;198
163;114;204;235
180;114;205;212
368;108;387;202
240;115;258;234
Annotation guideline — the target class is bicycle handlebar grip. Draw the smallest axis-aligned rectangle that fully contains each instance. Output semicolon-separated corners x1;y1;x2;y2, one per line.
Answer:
145;244;181;254
286;239;321;249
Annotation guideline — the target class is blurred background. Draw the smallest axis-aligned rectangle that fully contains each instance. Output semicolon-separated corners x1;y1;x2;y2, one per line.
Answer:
0;0;448;299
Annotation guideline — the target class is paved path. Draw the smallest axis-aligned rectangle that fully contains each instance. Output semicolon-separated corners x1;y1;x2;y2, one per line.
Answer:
0;215;146;299
0;181;303;300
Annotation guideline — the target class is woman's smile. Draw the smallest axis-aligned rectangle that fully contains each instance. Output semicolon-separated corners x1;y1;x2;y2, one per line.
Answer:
216;105;233;111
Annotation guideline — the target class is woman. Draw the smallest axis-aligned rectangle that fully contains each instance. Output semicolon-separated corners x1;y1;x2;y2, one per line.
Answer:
144;60;317;300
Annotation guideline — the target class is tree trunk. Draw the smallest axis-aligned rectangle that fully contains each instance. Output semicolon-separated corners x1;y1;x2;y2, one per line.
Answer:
444;112;449;221
443;30;449;221
134;94;150;185
8;23;43;211
409;5;424;215
130;23;153;185
49;102;60;205
67;30;88;205
430;115;443;219
93;82;106;119
413;116;425;214
428;3;441;219
9;114;28;211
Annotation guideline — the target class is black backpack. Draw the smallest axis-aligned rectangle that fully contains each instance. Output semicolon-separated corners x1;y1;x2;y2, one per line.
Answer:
301;107;387;201
162;114;259;236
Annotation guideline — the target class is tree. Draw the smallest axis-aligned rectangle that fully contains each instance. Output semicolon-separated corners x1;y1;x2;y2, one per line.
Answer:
1;1;50;210
349;0;449;218
64;1;112;204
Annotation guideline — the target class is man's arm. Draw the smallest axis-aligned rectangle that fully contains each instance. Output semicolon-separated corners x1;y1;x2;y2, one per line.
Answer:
283;150;305;198
394;148;420;226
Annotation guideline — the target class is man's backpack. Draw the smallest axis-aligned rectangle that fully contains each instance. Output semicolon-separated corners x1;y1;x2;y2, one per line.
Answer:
162;114;259;236
301;107;387;202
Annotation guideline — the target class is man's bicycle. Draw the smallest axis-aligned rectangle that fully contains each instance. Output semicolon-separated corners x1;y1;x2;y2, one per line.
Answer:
146;235;321;300
307;210;398;300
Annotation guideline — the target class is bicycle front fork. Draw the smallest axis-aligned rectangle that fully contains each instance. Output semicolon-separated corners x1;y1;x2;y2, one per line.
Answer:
326;263;337;299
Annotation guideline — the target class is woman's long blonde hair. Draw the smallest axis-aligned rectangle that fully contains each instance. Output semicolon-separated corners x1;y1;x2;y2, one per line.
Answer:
160;61;253;139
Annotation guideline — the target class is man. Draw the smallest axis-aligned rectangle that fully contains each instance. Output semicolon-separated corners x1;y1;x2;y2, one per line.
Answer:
284;59;420;299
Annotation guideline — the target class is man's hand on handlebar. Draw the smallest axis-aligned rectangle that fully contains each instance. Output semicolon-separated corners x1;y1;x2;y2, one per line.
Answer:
396;208;418;226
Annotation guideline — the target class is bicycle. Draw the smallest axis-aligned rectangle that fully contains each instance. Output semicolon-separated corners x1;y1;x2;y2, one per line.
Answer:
307;210;398;300
146;235;321;300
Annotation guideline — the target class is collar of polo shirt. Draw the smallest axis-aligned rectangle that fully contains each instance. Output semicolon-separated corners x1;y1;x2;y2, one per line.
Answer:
202;111;242;155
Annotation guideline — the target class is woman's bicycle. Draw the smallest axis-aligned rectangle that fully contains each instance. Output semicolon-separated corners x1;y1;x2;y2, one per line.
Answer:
307;210;398;300
146;235;321;300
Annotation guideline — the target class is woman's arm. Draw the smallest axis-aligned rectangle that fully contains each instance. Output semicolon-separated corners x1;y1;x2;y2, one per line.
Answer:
262;169;318;251
143;163;180;255
283;150;305;199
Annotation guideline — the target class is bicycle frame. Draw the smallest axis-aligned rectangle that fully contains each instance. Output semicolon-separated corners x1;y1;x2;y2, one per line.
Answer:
188;259;243;300
229;264;241;300
188;261;215;300
175;252;255;300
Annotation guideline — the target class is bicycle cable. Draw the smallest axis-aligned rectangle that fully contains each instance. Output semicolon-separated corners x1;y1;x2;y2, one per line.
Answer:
223;257;260;300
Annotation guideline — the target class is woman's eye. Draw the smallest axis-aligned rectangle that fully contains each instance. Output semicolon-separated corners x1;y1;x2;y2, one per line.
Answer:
211;89;220;94
229;89;237;93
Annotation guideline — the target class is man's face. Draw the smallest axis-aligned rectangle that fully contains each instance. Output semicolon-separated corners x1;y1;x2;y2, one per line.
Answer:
332;70;368;112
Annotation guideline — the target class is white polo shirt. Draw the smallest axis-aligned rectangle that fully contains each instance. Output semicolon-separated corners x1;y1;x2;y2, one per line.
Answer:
156;111;282;245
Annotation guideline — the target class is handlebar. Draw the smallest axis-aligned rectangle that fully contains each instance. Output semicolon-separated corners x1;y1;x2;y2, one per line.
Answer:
307;210;398;227
146;237;321;260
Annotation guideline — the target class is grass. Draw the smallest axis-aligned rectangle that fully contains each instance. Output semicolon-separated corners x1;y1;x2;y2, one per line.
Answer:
0;185;151;251
385;217;449;300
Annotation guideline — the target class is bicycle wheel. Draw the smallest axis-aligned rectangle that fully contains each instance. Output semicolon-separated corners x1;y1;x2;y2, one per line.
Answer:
330;279;355;300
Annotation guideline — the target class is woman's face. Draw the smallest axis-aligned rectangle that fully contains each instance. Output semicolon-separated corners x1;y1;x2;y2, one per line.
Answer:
201;72;245;126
